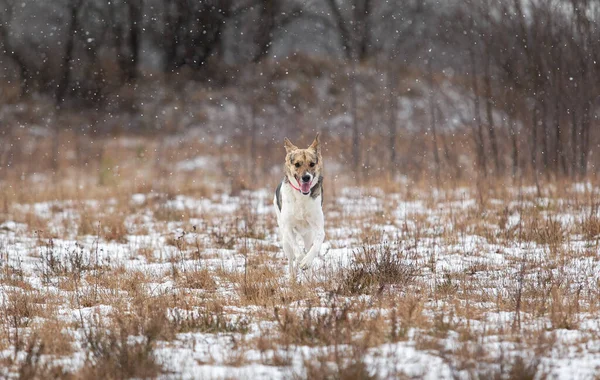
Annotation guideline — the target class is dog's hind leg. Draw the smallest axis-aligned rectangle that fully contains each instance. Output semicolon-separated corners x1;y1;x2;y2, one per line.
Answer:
282;237;296;278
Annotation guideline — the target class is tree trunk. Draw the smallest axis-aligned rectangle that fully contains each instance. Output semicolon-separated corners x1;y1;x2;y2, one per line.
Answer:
387;65;397;177
354;0;372;61
56;0;81;105
483;52;501;175
351;59;360;175
253;0;276;62
0;3;32;97
125;0;142;81
541;98;550;178
427;57;440;186
580;103;590;177
14;56;31;97
508;108;519;178
326;0;353;60
164;0;186;72
570;108;578;178
469;48;487;177
530;100;540;193
250;103;258;178
553;94;567;176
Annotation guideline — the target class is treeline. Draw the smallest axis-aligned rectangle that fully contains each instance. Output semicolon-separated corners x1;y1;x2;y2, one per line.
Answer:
0;0;599;179
456;0;600;179
0;0;435;101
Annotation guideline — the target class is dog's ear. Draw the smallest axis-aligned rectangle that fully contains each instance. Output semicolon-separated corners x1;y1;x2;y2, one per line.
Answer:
284;138;298;153
309;133;320;154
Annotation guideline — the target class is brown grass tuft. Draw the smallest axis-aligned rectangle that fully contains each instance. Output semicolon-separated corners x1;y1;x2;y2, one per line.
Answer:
337;242;417;295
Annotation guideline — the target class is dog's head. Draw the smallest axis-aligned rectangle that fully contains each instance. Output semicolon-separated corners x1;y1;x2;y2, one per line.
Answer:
283;133;322;195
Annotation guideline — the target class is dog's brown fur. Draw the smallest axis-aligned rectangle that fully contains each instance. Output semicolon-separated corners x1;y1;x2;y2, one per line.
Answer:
283;133;323;185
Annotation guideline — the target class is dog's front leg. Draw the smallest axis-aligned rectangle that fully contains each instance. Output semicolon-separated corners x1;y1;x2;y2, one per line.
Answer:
283;239;296;277
293;228;305;261
299;225;324;271
282;227;297;277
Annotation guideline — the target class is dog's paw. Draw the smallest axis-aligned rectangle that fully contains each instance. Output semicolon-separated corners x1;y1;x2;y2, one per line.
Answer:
299;256;313;271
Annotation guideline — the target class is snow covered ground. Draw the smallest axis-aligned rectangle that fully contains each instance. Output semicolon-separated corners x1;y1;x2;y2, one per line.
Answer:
1;173;600;379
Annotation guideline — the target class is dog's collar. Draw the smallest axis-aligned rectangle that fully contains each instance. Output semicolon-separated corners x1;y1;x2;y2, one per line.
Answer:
288;181;303;192
288;178;312;194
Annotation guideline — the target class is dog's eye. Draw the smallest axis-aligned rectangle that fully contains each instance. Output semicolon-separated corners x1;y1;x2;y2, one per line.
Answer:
294;163;301;168
309;162;315;167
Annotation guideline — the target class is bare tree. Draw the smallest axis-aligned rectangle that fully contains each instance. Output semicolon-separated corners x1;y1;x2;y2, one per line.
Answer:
427;52;441;186
325;0;353;60
251;0;308;62
483;47;501;175
387;64;398;176
468;45;487;177
462;0;600;179
125;0;142;81
350;58;360;172
0;0;32;96
110;0;143;82
382;0;434;177
161;0;233;73
325;0;374;61
56;0;82;105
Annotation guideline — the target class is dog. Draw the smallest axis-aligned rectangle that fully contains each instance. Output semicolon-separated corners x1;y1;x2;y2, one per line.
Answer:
273;133;324;276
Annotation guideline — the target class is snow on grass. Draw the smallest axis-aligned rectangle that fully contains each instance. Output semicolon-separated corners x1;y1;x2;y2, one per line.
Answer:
1;181;600;378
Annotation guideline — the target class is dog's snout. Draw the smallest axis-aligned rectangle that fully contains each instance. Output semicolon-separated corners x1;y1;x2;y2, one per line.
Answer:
301;174;311;183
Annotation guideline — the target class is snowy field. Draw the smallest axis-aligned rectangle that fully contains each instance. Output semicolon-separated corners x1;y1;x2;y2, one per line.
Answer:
1;0;599;377
1;153;600;379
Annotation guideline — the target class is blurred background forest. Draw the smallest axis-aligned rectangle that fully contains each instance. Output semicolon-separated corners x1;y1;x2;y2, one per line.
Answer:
0;0;599;187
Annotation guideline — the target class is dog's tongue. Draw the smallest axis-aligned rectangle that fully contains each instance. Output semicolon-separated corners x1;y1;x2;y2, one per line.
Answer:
301;182;311;194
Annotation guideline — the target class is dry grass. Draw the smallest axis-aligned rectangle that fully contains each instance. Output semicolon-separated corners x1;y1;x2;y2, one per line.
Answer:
336;242;417;295
0;134;599;378
76;311;165;379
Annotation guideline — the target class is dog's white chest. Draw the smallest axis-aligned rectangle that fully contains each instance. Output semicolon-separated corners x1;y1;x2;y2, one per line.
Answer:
280;186;322;229
289;207;314;231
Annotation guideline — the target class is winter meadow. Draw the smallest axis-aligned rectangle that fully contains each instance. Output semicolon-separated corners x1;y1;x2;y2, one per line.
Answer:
1;1;600;379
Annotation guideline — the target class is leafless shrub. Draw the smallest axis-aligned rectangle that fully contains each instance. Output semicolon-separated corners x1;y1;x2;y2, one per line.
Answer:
78;312;165;379
388;294;426;342
470;354;543;380
176;266;217;290
435;274;458;299
238;264;280;305
79;212;129;243
0;289;42;353
210;222;237;250
578;215;600;242
296;346;377;380
274;300;366;347
32;319;73;357
337;242;417;295
168;301;250;334
16;334;70;380
153;194;189;222
1;262;29;290
521;216;565;256
549;281;581;330
37;240;91;285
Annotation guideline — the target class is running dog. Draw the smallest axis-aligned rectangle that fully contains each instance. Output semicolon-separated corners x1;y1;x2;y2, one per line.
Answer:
273;133;324;275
